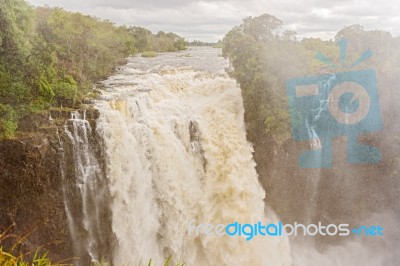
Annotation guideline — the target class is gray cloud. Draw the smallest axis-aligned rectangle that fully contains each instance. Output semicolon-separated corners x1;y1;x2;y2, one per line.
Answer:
26;0;400;42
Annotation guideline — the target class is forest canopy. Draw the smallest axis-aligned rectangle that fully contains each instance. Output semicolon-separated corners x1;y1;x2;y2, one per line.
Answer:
222;13;400;147
0;0;187;139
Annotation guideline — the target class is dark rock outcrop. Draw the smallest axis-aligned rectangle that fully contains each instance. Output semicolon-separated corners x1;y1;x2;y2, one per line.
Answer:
0;112;72;261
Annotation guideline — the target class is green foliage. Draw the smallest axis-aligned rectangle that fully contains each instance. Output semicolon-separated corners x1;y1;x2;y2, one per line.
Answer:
129;26;151;52
38;75;55;102
223;13;400;151
52;76;78;102
173;38;187;51
1;245;186;266
221;14;341;145
0;0;186;140
241;14;283;42
0;0;34;69
0;104;18;139
149;31;187;52
0;226;65;266
222;14;304;145
146;256;185;266
141;51;158;58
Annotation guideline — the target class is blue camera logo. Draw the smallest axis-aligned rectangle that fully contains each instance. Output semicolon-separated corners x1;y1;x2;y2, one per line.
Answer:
286;40;382;168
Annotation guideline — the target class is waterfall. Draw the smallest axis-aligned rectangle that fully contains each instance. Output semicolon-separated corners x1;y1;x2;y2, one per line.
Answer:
63;111;113;265
63;48;291;265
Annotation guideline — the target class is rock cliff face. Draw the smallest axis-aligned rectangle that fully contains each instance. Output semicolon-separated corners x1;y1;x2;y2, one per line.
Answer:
0;112;71;260
0;109;99;262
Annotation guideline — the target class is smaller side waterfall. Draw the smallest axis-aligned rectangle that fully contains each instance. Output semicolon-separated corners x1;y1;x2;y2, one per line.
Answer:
62;111;113;265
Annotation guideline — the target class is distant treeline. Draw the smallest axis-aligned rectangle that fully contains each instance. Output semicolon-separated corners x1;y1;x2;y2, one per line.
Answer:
187;40;222;48
0;0;187;139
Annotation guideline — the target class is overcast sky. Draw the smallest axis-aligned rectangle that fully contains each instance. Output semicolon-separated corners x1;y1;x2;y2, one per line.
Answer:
26;0;400;42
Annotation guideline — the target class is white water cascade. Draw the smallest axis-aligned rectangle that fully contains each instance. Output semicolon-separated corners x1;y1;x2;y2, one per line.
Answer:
63;111;112;265
65;48;291;265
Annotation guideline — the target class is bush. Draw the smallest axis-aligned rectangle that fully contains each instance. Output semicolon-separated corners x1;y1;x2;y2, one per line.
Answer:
0;2;187;140
141;51;158;58
0;104;18;139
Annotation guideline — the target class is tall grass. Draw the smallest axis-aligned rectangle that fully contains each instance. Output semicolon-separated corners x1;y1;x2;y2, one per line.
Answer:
146;256;185;266
0;227;185;265
1;226;185;265
0;225;72;265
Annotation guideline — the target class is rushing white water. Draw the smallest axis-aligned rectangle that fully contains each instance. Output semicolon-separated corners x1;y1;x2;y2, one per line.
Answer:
65;47;291;265
63;111;112;265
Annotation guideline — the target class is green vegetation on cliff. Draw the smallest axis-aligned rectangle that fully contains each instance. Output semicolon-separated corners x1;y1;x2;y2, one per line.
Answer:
0;0;187;139
222;14;400;147
222;14;335;146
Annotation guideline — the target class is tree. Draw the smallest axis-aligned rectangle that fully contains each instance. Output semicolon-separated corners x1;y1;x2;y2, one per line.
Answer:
0;0;34;68
0;1;188;139
129;26;151;52
0;0;34;138
241;14;282;42
222;14;310;145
